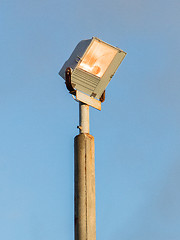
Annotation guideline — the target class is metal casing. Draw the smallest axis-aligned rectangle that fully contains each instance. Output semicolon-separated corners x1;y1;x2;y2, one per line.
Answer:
59;37;126;99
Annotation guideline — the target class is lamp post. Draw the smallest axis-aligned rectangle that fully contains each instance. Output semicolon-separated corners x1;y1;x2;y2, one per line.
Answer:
59;37;126;240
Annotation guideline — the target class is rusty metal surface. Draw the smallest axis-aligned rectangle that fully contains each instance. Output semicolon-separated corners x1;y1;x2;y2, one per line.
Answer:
65;67;76;95
99;90;105;103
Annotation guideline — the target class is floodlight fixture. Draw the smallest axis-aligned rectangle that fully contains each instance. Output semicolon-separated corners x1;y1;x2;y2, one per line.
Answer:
59;37;126;110
58;37;127;240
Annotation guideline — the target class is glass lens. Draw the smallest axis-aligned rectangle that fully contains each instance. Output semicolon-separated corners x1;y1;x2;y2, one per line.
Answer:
78;40;117;78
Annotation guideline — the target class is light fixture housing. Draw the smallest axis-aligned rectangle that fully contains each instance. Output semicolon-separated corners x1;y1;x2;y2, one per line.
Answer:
59;37;126;100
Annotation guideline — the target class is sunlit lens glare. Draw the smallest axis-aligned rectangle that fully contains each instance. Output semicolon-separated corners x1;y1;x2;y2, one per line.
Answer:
78;40;117;78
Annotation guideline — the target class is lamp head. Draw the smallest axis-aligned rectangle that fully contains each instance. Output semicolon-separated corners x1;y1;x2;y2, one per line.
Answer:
59;37;126;100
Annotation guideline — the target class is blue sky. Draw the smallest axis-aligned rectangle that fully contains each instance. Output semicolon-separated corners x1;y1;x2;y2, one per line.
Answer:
0;0;180;239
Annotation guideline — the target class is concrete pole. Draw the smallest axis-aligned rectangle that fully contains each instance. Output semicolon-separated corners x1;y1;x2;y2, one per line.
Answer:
74;102;96;240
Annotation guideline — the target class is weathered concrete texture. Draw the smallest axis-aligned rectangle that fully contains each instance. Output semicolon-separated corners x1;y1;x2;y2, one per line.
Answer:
74;133;96;240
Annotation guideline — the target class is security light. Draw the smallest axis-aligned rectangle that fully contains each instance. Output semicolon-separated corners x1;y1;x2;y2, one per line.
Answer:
58;38;127;240
59;37;126;102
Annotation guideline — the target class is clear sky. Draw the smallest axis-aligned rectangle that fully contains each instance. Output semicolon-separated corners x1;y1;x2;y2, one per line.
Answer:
0;0;180;240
